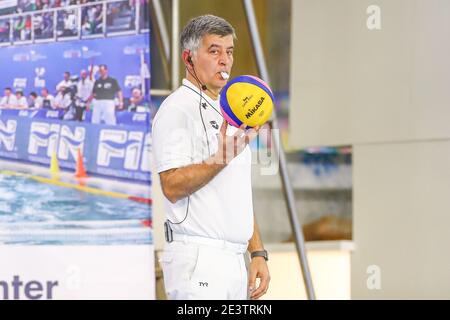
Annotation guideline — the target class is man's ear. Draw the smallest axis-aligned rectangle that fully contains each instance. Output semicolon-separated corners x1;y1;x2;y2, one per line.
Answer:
182;50;194;68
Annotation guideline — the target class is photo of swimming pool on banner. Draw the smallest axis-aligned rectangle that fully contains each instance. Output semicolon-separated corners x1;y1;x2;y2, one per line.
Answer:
0;0;154;300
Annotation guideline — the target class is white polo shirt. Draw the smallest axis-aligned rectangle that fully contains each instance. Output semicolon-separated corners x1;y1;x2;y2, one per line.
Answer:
77;78;94;102
0;95;17;108
152;79;254;245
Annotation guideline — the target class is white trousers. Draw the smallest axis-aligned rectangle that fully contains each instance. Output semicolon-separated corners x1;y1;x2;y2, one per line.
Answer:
159;234;249;300
92;99;116;125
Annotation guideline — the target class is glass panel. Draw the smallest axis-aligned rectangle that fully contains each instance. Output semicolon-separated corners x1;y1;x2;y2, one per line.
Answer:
0;19;11;43
138;0;150;31
56;9;79;38
13;15;32;42
106;0;135;34
34;12;55;40
81;4;103;36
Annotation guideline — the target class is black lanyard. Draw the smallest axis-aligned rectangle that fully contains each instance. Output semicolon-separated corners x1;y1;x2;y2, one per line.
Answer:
182;84;222;117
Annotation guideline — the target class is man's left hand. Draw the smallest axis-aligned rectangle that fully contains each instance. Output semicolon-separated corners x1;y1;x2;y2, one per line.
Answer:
248;256;270;299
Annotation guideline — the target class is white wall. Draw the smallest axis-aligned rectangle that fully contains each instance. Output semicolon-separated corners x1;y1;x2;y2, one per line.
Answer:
290;0;450;149
290;0;450;298
262;242;353;300
353;141;450;299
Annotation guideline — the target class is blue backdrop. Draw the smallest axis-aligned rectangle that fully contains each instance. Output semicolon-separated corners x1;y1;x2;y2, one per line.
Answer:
0;34;150;98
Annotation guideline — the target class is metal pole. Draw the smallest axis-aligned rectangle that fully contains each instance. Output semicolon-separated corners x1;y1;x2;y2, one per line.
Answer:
53;11;57;41
242;0;316;300
9;17;13;44
152;0;171;63
31;14;35;43
151;0;172;84
171;0;180;90
102;2;107;37
77;6;82;39
135;0;140;34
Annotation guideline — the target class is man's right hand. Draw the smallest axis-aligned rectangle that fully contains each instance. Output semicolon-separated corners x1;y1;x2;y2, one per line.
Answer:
160;121;261;203
212;121;260;165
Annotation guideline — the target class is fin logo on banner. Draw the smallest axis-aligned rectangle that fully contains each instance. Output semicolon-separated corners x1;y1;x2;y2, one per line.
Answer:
0;119;17;152
28;122;85;161
98;129;150;171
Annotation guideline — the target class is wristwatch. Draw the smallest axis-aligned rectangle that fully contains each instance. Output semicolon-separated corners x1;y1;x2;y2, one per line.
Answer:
251;250;268;261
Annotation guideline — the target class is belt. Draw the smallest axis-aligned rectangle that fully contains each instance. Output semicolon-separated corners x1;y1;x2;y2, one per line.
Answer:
171;233;248;254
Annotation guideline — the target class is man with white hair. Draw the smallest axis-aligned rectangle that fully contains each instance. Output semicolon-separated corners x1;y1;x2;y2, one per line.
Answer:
153;15;270;300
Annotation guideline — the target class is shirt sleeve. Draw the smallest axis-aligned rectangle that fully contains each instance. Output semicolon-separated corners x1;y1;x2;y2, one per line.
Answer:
152;105;194;174
113;79;121;94
92;80;98;95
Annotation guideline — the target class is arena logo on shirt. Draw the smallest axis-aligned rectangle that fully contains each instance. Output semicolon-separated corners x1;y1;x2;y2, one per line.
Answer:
0;119;17;153
28;122;85;161
97;129;148;171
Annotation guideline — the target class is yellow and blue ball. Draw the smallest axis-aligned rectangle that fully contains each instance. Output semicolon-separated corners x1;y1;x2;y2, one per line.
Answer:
220;75;274;128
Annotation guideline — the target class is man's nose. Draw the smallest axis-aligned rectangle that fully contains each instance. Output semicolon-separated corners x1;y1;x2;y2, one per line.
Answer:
219;52;231;66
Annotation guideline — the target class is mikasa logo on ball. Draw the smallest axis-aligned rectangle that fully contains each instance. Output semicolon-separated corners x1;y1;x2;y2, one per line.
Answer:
242;95;253;108
245;96;265;119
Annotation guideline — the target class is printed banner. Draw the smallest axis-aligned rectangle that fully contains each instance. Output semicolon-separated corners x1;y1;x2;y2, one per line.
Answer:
0;114;151;183
0;1;154;300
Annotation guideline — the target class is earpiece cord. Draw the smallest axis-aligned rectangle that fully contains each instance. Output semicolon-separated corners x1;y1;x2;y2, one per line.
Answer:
185;66;223;116
167;67;214;227
181;82;222;116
